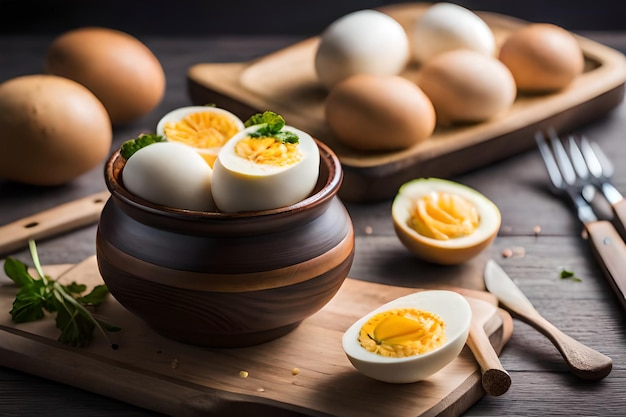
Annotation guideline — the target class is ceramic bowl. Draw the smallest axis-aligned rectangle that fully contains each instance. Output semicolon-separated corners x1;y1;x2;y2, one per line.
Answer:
96;139;354;347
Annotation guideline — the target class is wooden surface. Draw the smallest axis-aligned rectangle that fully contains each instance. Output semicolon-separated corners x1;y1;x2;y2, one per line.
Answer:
1;30;626;417
0;256;511;417
187;3;626;202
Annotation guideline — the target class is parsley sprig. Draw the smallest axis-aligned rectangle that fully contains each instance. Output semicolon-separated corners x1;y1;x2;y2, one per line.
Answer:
3;240;120;347
120;133;166;160
244;111;299;144
560;269;582;282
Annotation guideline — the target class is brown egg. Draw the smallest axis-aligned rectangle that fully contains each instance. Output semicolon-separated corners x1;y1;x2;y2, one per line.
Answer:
325;74;436;152
0;74;112;185
45;27;165;125
415;49;516;126
498;23;584;93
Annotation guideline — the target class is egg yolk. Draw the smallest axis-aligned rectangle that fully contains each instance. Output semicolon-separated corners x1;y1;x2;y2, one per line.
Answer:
163;111;241;165
409;191;479;240
358;308;446;358
235;137;302;166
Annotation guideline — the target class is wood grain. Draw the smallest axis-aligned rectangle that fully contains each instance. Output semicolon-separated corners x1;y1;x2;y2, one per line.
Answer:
0;256;511;417
186;3;626;202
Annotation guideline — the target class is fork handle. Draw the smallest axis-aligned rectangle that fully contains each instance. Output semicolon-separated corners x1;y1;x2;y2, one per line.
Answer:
610;199;626;241
586;220;626;311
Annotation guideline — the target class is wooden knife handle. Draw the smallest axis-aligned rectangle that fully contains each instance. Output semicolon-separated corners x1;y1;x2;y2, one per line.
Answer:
611;198;626;240
585;220;626;311
0;191;109;257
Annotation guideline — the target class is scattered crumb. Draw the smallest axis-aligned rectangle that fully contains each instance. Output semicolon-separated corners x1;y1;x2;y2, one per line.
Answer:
291;367;300;376
239;370;249;378
533;225;541;236
171;358;179;369
501;248;513;258
364;225;373;235
501;246;525;259
256;387;266;392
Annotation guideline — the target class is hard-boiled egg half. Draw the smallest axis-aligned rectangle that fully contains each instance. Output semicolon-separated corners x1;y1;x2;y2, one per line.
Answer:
121;136;215;211
211;111;320;212
342;290;471;383
156;105;244;167
392;178;501;265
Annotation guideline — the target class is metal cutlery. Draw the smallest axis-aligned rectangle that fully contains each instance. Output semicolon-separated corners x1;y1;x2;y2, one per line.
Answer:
536;130;626;311
484;260;612;381
0;191;109;258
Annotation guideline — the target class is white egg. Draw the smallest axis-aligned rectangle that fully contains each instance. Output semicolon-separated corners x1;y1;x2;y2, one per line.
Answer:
342;290;472;383
211;125;320;212
122;141;215;211
156;105;244;167
412;2;495;63
314;9;410;89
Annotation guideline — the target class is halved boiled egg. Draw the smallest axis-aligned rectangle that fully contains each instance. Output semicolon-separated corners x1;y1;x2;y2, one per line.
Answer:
156;105;244;167
342;290;471;383
392;178;501;265
211;123;320;212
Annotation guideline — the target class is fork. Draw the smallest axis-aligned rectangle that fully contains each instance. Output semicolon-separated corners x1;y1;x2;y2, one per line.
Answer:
536;130;626;311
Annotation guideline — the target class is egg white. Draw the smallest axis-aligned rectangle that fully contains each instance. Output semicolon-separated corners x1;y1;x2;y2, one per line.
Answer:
342;290;472;383
211;125;320;212
392;178;501;249
122;141;215;211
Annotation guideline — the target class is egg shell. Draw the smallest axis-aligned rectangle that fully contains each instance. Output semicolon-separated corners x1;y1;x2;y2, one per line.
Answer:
415;49;517;125
122;141;215;211
325;74;436;152
498;23;585;93
44;27;165;125
314;9;409;89
211;125;320;212
342;290;472;383
156;105;245;166
412;2;496;63
392;178;501;265
0;74;112;186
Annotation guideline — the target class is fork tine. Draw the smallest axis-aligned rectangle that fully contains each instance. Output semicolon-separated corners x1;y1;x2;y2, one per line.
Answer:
579;136;604;179
567;135;590;181
548;130;577;186
535;131;564;189
588;138;615;178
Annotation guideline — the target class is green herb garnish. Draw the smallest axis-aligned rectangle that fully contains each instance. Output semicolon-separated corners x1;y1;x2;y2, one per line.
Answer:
3;240;121;347
120;133;166;160
560;269;582;282
244;111;299;144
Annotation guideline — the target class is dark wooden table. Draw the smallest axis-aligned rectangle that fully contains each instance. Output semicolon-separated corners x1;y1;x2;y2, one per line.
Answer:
1;32;626;416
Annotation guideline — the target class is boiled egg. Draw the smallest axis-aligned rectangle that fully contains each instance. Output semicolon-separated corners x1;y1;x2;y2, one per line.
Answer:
392;178;501;265
314;9;410;89
122;141;215;211
156;105;245;167
343;290;472;383
211;123;320;212
412;2;495;63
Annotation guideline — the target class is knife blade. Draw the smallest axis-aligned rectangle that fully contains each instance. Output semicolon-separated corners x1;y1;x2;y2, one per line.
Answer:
484;259;612;381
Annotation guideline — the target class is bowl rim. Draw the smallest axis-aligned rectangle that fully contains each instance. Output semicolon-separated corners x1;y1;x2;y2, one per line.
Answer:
104;138;343;220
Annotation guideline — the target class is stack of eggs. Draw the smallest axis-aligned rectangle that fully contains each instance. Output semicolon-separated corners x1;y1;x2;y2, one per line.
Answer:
316;2;585;152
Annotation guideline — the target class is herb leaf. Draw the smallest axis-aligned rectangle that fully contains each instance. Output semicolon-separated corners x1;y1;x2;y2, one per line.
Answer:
120;133;166;160
4;240;121;347
244;111;299;144
560;269;582;282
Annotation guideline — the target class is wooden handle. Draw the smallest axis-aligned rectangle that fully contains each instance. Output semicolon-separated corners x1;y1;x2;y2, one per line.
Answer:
611;198;626;240
517;308;612;381
586;220;626;311
467;323;511;396
0;191;109;257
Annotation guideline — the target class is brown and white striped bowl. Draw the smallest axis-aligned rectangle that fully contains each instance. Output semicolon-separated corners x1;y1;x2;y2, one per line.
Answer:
96;139;354;347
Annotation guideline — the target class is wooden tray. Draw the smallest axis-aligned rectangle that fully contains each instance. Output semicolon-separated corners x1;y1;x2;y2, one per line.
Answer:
187;3;626;202
0;256;512;417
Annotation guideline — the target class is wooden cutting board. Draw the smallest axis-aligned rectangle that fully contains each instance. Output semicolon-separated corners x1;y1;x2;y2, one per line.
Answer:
187;2;626;203
0;256;512;417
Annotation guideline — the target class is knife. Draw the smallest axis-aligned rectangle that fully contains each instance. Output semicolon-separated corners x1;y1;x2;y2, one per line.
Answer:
484;259;612;381
0;191;109;258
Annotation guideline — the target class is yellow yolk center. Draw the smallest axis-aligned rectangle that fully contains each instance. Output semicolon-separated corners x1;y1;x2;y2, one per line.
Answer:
358;308;447;358
163;111;241;166
235;136;302;166
409;191;479;240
